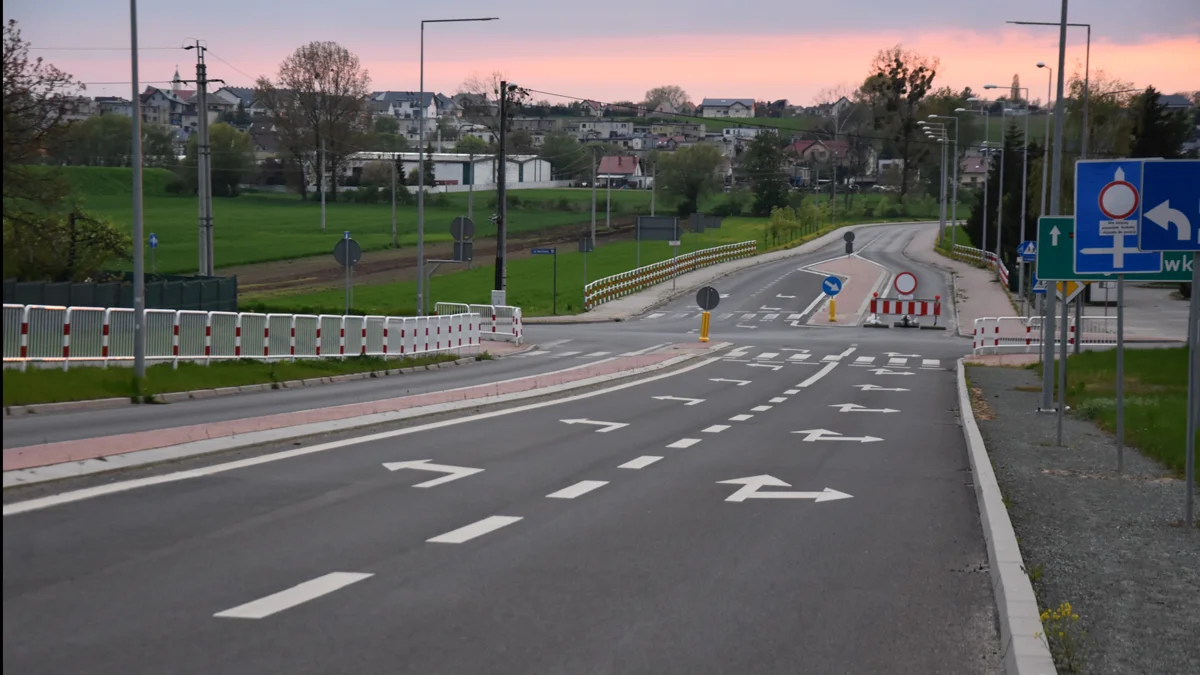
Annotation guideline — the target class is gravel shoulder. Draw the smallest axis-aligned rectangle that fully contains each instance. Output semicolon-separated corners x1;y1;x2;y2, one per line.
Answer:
967;365;1199;675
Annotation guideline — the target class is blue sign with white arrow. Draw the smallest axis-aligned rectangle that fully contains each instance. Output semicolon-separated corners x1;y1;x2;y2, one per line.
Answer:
1017;240;1036;262
531;247;556;255
148;233;158;250
1138;159;1200;252
822;275;843;296
1074;159;1162;275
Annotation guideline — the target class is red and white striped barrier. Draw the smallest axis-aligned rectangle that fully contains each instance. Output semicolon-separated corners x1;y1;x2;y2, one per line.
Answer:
972;316;1118;354
869;295;942;317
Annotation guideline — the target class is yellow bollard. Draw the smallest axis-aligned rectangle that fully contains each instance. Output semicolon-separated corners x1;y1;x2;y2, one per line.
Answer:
829;299;837;322
699;311;711;342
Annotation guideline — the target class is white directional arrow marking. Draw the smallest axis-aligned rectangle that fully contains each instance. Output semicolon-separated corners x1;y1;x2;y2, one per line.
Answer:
829;403;900;413
718;475;854;503
760;306;783;311
1050;225;1061;246
736;324;759;329
719;293;730;298
854;384;911;392
382;459;484;487
653;395;705;406
560;418;629;433
776;294;796;299
792;428;884;443
1144;200;1193;242
868;368;914;376
884;352;921;358
710;378;751;386
747;363;782;371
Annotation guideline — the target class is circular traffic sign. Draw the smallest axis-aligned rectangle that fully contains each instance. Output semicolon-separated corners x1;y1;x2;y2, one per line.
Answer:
450;216;476;241
822;275;843;296
333;238;363;267
1098;179;1139;220
695;286;720;311
894;271;918;296
843;231;856;243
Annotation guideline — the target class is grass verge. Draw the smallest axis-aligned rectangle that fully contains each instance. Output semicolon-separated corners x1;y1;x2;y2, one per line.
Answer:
2;352;468;407
1034;347;1194;481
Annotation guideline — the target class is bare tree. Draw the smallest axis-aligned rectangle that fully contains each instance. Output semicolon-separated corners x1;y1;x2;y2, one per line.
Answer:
860;45;939;196
256;41;371;201
456;71;529;182
643;85;689;111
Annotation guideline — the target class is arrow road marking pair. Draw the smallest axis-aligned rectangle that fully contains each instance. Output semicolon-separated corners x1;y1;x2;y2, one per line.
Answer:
868;368;914;376
718;475;853;503
792;429;883;443
829;403;899;413
561;418;628;433
383;459;483;487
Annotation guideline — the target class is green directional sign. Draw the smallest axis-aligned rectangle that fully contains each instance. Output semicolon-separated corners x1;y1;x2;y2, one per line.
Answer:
1037;216;1192;282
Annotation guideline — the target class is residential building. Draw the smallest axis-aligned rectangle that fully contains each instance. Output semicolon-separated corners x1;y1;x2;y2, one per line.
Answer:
722;127;762;140
338;152;553;189
596;155;643;186
788;139;851;165
58;96;97;121
563;120;633;141
369;91;439;120
700;98;755;118
94;96;133;117
580;100;605;118
652;101;677;116
958;156;987;186
512;117;560;133
212;86;268;117
1160;93;1193;111
649;122;705;138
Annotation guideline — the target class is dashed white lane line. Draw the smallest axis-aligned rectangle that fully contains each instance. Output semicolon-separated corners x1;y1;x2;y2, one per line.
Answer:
717;313;734;321
702;424;731;433
756;352;780;360
619;456;663;469
784;389;800;395
730;414;754;421
547;480;609;499
581;351;611;358
645;312;665;320
428;516;523;544
751;405;773;412
214;572;373;619
769;397;788;403
667;438;702;449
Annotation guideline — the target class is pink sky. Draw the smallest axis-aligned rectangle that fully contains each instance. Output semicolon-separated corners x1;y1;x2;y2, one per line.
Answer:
62;29;1200;105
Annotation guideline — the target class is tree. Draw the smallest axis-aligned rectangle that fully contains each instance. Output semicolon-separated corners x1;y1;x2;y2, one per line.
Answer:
454;135;489;154
860;45;939;196
456;72;530;183
1128;87;1192;159
373;115;399;134
256;41;372;201
142;124;177;169
3;210;131;282
47;115;176;168
741;131;790;216
643;85;689;112
184;122;255;197
436;115;459;142
539;132;586;180
366;132;407;152
360;159;393;187
509;129;535;154
659;145;725;217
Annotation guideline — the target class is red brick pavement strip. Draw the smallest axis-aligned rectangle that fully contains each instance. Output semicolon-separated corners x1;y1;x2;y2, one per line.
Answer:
805;256;886;326
3;353;676;471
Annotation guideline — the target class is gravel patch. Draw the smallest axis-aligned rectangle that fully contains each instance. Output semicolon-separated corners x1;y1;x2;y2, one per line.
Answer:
968;365;1199;675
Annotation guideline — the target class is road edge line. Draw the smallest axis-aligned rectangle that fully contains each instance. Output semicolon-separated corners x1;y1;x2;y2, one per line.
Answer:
956;359;1058;675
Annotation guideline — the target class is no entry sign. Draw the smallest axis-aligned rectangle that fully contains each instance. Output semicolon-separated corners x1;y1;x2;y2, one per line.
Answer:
893;272;918;296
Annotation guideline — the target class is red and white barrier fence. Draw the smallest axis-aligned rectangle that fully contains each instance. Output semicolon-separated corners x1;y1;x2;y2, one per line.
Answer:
433;302;523;343
1;302;520;370
869;295;942;317
971;316;1118;354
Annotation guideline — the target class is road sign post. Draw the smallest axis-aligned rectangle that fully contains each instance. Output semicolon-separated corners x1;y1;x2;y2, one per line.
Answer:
532;247;557;314
696;286;719;343
149;232;158;274
822;275;842;322
333;231;363;314
579;234;593;300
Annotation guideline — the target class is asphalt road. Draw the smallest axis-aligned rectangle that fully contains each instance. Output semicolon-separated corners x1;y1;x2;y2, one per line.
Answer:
4;222;1002;673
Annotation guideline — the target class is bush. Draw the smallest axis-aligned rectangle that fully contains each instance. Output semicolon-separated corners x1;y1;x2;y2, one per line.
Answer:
163;171;187;195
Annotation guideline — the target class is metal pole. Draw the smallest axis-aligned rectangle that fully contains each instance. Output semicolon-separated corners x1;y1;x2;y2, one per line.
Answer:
320;138;326;231
1185;253;1198;524
1050;0;1069;217
650;160;656;216
996;113;1006;260
950;118;959;249
391;159;398;247
198;47;214;276
467;151;474;221
495;81;508;293
552;249;557;315
1041;68;1052;217
345;233;351;314
982;111;990;258
1041;283;1057;411
194;43;208;276
605;175;611;229
130;0;146;379
1074;294;1083;355
1116;275;1125;471
590;147;597;246
416;22;426;315
1080;25;1090;161
1018;94;1030;306
1057;281;1069;445
938;138;947;237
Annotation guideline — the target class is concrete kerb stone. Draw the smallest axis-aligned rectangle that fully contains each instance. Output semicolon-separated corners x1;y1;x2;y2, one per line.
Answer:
2;347;534;418
522;221;937;324
956;359;1058;675
3;351;707;489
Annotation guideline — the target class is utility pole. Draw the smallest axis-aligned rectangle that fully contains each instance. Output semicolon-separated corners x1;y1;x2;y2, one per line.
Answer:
198;45;213;276
130;0;146;378
494;80;508;292
605;173;611;229
1041;0;1070;413
467;150;475;220
590;146;597;246
320;138;327;232
391;158;398;247
650;158;656;216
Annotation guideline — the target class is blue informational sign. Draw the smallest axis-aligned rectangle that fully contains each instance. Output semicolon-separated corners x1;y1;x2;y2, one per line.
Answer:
1031;270;1046;294
1138;159;1200;252
148;233;158;250
1017;240;1036;262
822;275;843;296
1074;159;1162;274
531;247;556;255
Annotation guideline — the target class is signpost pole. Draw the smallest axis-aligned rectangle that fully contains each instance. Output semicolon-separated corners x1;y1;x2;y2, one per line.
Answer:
1186;253;1198;524
552;249;557;315
1057;282;1068;445
1116;274;1125;472
344;231;351;314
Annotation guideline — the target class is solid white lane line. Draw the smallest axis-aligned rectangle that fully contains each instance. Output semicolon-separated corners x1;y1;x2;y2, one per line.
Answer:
838;346;857;358
756;352;780;360
667;438;702;449
547;480;609;499
799;292;826;318
553;351;582;358
214;572;373;619
784;389;800;395
797;361;838;388
769;397;788;403
428;516;523;544
702;424;731;433
619;456;663;469
751;405;773;412
581;351;612;358
730;414;754;421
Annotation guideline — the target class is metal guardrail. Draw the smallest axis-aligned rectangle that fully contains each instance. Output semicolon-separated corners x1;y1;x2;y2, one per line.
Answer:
583;241;758;310
2;303;521;370
972;315;1118;354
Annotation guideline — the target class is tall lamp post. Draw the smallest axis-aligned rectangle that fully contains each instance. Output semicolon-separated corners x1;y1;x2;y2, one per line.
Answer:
1007;20;1090;160
1036;63;1053;217
985;83;1031;303
418;17;498;316
918;120;948;242
961;104;992;261
928;114;960;250
129;0;146;378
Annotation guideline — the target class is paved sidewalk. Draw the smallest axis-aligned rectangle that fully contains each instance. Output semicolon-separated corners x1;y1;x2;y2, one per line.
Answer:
525;220;935;324
805;255;886;325
3;351;688;473
905;227;1016;338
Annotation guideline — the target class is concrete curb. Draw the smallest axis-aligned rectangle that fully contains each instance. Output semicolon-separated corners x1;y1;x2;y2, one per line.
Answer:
522;220;936;324
2;344;537;418
956;359;1058;675
3;351;709;490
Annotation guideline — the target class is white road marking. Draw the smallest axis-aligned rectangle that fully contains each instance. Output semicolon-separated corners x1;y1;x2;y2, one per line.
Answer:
797;361;838;388
759;306;783;312
214;572;373;619
538;339;572;349
717;313;733;321
922;359;941;368
781;348;808;352
547;480;608;499
776;294;796;299
756;352;780;360
702;425;731;433
751;405;773;412
729;414;754;421
837;346;857;358
787;313;804;320
726;347;752;357
710;378;751;386
821;354;842;362
799;291;826;318
673;313;691;319
667;438;702;449
428;516;523;544
784;389;800;395
736;325;759;329
741;313;757;321
619;456;663;469
3;357;723;516
645;313;665;320
761;313;780;321
619;342;670;357
788;353;811;361
888;357;908;366
580;351;611;358
855;356;876;364
553;351;582;358
769;397;788;404
514;350;550;358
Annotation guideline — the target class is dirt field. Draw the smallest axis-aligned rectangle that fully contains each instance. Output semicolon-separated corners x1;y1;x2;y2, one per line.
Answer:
234;217;641;298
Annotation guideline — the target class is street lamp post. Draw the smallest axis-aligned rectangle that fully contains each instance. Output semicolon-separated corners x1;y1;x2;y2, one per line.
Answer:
931;114;961;249
1008;20;1090;160
964;102;992;259
418;17;498;316
920;122;948;240
129;0;146;378
1036;63;1053;217
985;84;1032;304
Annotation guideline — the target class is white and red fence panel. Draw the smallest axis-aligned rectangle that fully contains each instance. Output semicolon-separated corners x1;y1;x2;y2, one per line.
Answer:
972;316;1119;354
869;295;942;317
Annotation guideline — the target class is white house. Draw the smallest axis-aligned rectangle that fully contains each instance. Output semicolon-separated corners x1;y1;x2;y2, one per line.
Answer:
700;98;755;118
338;152;554;190
722;127;761;140
95;96;133;117
370;91;439;120
211;86;268;118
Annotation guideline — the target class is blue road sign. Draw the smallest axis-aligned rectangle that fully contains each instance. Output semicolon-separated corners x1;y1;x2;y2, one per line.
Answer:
1074;159;1162;275
531;247;556;255
1138;159;1200;252
1017;240;1037;262
148;233;158;250
1031;270;1046;294
822;275;843;296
